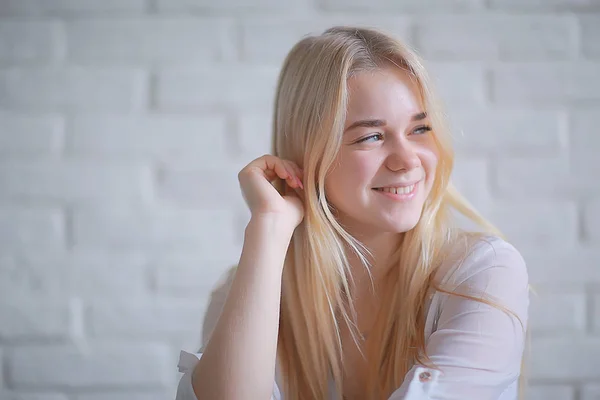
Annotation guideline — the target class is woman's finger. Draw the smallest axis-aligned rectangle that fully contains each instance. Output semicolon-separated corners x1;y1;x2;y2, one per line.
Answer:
283;160;304;189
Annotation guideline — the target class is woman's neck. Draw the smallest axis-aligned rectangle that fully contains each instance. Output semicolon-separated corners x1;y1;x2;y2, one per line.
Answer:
345;230;402;289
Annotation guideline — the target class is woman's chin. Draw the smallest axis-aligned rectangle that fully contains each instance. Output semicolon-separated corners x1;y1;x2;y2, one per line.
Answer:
378;214;421;233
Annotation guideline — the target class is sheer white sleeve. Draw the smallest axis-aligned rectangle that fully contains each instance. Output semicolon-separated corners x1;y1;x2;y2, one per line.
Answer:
388;237;530;400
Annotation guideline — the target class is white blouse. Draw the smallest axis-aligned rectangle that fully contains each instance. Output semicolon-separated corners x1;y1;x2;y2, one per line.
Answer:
176;235;530;400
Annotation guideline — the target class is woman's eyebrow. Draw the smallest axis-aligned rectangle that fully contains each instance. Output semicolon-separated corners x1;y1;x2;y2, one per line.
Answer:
344;112;428;133
411;111;427;121
344;119;386;132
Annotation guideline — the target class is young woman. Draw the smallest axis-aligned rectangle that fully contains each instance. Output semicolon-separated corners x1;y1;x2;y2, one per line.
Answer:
175;26;529;400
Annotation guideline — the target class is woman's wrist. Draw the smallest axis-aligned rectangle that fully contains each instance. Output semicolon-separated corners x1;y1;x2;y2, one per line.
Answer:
246;215;297;241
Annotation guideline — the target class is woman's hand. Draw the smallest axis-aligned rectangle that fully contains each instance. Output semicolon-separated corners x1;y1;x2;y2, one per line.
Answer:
238;154;305;231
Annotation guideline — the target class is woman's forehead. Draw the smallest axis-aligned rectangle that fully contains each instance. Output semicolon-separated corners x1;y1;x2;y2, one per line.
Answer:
346;68;424;120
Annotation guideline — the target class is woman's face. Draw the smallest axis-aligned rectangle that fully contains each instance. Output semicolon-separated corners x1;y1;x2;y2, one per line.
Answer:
324;67;439;235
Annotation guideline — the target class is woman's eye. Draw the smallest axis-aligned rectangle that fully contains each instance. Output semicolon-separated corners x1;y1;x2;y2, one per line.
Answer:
412;125;432;135
357;133;383;143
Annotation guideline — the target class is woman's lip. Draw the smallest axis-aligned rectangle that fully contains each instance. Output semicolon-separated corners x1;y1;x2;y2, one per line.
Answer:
372;181;419;201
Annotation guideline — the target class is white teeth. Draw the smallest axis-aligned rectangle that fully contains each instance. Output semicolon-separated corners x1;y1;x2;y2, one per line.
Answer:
378;184;415;195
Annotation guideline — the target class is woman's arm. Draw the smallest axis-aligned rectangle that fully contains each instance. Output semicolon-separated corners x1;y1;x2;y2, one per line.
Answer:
190;217;293;400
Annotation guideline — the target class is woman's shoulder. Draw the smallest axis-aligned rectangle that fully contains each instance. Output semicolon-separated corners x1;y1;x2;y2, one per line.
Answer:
434;232;528;289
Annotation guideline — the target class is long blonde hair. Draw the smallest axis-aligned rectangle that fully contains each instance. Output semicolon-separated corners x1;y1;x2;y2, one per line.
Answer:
270;26;527;400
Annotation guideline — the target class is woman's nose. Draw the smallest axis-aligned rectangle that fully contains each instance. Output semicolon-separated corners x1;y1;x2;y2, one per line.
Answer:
385;141;421;172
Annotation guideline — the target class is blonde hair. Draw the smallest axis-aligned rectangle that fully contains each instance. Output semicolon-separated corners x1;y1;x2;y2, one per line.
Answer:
270;26;528;400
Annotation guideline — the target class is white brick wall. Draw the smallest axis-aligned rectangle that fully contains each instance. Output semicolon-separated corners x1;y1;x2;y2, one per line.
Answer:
0;68;149;111
415;16;577;61
8;343;173;387
0;0;598;398
156;66;279;110
65;18;237;65
0;113;64;154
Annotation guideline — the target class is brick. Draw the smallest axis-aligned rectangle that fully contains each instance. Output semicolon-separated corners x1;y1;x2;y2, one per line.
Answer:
241;16;411;63
0;347;3;387
426;63;486;109
529;291;586;333
238;113;272;159
0;113;64;154
73;209;236;251
67;18;235;65
156;66;279;111
569;109;599;154
8;343;172;388
495;156;600;198
0;393;69;400
0;295;70;340
568;109;600;175
495;157;567;195
581;16;600;59
87;299;205;340
0;21;65;64
526;385;575;400
74;393;167;400
0;68;147;112
452;110;564;154
153;253;240;294
582;385;600;400
449;158;493;232
488;0;600;11
66;251;151;300
592;294;600;333
569;155;600;186
0;252;67;299
0;160;152;205
522;246;600;285
530;337;600;379
157;167;244;208
158;0;309;11
451;158;492;215
490;200;578;249
585;200;600;243
491;63;600;105
416;16;575;61
320;0;484;11
68;115;229;167
0;0;147;15
0;208;64;251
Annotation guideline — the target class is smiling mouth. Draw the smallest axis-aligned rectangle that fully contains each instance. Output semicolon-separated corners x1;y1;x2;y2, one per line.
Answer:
373;184;415;195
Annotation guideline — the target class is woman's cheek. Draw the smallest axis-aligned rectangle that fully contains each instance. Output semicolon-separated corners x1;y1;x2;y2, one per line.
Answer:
419;144;438;171
351;153;382;178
